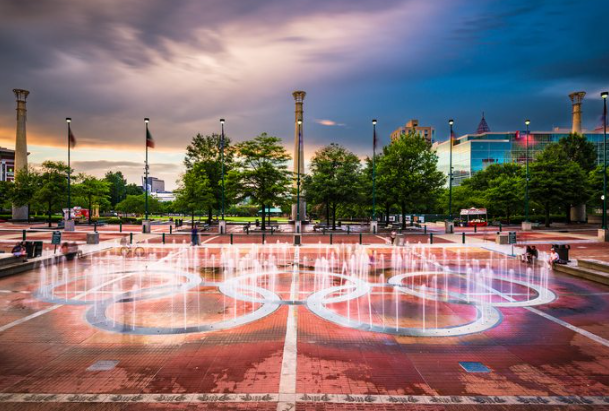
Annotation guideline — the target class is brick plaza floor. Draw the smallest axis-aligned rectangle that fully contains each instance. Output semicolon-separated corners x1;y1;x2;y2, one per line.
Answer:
1;233;609;409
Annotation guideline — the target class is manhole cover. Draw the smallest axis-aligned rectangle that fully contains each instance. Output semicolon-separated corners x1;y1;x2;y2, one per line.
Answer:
87;360;119;371
459;361;490;373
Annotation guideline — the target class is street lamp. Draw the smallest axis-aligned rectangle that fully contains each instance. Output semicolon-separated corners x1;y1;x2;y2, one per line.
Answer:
525;119;531;223
297;119;302;227
66;118;72;220
602;92;608;230
144;118;150;221
220;118;225;222
448;119;454;220
372;119;377;222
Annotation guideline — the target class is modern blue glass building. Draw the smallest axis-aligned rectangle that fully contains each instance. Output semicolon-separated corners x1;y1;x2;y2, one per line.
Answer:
435;130;606;186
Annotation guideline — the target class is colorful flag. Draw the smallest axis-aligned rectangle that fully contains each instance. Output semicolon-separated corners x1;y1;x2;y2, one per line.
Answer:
68;127;76;148
146;128;155;148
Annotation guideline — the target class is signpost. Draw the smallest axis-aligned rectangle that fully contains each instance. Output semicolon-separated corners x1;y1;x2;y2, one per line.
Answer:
508;231;517;245
52;231;61;254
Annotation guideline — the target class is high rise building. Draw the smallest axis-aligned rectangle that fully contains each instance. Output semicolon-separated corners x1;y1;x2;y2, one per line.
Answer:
0;147;16;182
390;119;434;143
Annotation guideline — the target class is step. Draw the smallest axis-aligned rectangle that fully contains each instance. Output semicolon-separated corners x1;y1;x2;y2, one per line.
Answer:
579;259;609;275
0;255;20;268
553;263;609;287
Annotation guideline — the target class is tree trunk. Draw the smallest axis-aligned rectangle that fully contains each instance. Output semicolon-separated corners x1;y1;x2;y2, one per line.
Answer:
332;203;337;230
208;207;213;224
191;210;195;226
545;202;551;227
385;203;390;225
506;206;511;225
27;203;30;223
48;202;52;228
261;204;266;231
401;202;406;230
325;202;330;226
88;196;92;224
564;204;571;224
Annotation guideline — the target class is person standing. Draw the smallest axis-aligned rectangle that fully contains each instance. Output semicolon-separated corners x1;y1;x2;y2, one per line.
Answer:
191;224;199;246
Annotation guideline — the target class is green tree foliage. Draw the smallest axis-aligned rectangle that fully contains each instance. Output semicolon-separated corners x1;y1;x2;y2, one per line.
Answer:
173;164;215;224
125;183;144;196
484;173;523;224
228;133;291;231
104;171;127;207
33;161;69;227
73;175;110;223
360;156;395;224
116;194;162;215
529;144;588;226
0;181;13;211
557;133;597;173
184;133;235;222
303;143;361;229
377;131;445;229
588;165;609;208
9;167;40;219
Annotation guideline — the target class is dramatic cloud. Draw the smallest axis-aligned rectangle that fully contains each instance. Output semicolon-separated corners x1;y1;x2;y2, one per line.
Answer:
1;0;608;187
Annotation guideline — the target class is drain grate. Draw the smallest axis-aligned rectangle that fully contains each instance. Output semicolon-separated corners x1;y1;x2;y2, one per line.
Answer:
459;361;490;373
87;360;119;371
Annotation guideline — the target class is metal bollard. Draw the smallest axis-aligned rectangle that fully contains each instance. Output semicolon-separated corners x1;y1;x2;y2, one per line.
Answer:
22;230;26;241
424;225;427;234
347;226;350;234
499;222;503;232
94;222;97;233
462;232;465;244
169;225;172;234
330;233;333;245
120;222;123;233
262;233;265;244
430;233;434;244
474;225;477;233
162;233;165;244
130;232;133;244
230;233;233;245
359;233;363;244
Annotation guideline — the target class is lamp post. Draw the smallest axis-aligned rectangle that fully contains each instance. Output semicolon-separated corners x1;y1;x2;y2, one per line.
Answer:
525;119;531;223
297;119;302;225
220;118;225;221
66;118;72;220
602;92;608;230
144;118;150;221
448;119;454;220
372;119;377;221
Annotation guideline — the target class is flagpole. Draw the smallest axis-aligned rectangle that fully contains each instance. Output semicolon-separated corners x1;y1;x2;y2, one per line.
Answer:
448;119;454;221
144;118;149;221
297;119;302;223
220;119;225;221
372;119;377;221
66;118;72;220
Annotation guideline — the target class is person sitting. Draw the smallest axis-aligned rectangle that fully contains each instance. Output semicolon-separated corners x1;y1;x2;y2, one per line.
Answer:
11;242;27;262
521;246;533;263
530;246;538;263
548;248;560;266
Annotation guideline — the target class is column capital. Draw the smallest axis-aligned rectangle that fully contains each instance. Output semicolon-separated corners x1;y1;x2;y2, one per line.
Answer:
13;89;30;102
292;90;306;103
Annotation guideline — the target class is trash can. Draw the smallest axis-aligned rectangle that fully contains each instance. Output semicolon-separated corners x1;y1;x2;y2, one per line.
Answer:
24;241;43;258
87;232;100;245
33;241;43;257
444;221;454;234
552;244;570;262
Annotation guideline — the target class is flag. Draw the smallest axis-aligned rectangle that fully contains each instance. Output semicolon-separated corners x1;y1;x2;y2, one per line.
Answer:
68;127;76;148
373;127;378;151
146;127;155;148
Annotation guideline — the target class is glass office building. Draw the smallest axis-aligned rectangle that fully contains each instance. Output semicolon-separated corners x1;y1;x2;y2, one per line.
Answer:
435;131;606;186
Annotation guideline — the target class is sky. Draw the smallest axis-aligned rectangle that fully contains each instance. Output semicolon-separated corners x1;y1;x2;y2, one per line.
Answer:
1;0;608;190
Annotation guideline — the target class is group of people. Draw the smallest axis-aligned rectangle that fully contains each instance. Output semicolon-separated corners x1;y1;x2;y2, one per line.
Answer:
11;241;28;262
520;245;538;264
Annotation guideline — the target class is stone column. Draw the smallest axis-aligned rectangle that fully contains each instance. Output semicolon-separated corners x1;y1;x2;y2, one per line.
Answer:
569;91;586;134
292;90;306;222
12;89;29;221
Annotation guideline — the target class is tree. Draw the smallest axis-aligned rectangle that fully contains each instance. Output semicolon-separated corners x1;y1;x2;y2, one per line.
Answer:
529;144;588;227
0;181;13;211
359;156;395;224
485;174;523;224
104;171;127;207
174;164;215;224
33;161;69;227
304;143;361;229
125;183;143;196
557;133;597;173
229;133;291;231
377;131;445;229
588;165;609;209
74;175;110;223
9;167;40;220
116;194;161;215
184;133;235;223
